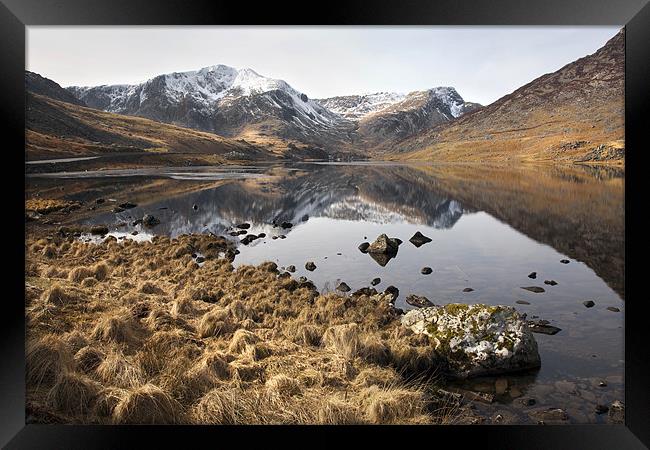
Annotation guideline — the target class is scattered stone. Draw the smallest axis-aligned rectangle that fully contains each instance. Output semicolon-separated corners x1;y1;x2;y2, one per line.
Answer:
368;234;400;255
419;267;433;275
286;265;296;273
280;222;293;229
118;202;137;209
521;286;545;293
529;408;568;422
598;380;607;387
516;300;531;305
131;231;139;236
195;256;205;264
560;259;570;264
518;397;536;406
608;401;624;423
298;276;307;283
143;214;160;228
595;404;609;415
112;207;125;213
90;225;109;236
528;272;537;279
336;282;351;293
405;294;434;308
95;198;105;204
384;286;399;302
495;378;508;395
305;262;316;271
463;288;474;293
236;223;251;229
544;280;558;286
370;278;381;286
336;252;342;255
409;231;432;247
527;320;561;335
301;214;309;222
402;304;541;377
192;204;198;210
606;307;620;312
583;300;595;308
352;287;378;297
358;242;370;253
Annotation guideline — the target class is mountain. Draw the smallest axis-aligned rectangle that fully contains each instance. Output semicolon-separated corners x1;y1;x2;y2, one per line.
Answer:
25;71;87;107
25;74;280;161
66;65;357;156
397;29;624;163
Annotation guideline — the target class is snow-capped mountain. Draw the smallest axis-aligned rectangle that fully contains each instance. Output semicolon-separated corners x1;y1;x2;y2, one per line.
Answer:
67;65;356;154
65;64;479;156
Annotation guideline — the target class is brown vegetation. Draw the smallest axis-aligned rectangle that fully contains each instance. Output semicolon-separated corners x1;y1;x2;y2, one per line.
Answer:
25;233;459;424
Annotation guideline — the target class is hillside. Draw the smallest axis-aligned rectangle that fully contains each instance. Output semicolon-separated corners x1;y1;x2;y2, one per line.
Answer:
395;29;624;163
25;92;280;162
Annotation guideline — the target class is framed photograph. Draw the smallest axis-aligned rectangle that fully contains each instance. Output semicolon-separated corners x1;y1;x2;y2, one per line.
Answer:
3;0;649;447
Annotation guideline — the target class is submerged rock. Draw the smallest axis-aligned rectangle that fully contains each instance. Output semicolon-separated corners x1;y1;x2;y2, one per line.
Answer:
368;234;400;255
409;231;432;247
405;294;434;308
401;303;541;378
516;300;531;305
527;319;561;335
520;286;545;293
368;252;396;267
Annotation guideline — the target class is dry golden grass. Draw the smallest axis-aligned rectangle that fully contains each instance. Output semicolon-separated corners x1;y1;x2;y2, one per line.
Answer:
26;233;449;424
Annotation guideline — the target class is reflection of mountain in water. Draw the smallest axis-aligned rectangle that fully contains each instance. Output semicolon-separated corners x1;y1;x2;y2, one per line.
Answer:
94;165;468;236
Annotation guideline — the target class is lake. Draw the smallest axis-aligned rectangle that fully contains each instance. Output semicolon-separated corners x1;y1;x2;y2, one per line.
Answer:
27;161;625;423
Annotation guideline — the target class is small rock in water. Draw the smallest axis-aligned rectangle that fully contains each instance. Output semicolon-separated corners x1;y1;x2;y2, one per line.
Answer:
495;378;508;395
301;214;309;222
236;223;251;230
606;306;620;312
519;397;536;406
384;286;399;301
258;233;266;238
560;259;570;264
272;236;278;240
421;267;433;275
336;252;342;255
371;278;381;286
527;320;561;335
583;300;595;308
119;202;137;209
598;380;607;387
95;198;105;204
305;261;317;271
192;204;198;210
521;286;545;293
352;287;378;297
463;287;474;293
409;231;432;247
358;242;370;253
195;256;205;264
143;214;160;227
112;207;125;213
90;225;109;235
229;231;239;236
516;300;531;305
528;272;537;279
131;231;139;236
286;265;296;273
280;222;293;229
595;404;609;415
608;401;624;423
368;234;400;255
336;282;351;292
405;294;434;308
544;280;558;286
279;235;286;239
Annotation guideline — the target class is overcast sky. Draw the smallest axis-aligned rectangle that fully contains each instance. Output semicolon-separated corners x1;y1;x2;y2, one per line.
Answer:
26;26;620;105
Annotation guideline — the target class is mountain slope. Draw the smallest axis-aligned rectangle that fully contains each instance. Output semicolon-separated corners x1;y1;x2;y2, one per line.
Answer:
397;29;624;163
26;71;87;107
25;91;276;162
67;65;357;155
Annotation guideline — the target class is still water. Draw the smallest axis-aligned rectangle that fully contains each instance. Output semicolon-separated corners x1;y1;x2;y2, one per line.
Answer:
28;162;625;423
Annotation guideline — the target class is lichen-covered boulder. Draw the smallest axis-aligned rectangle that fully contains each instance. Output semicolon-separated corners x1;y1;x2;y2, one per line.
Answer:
401;303;540;378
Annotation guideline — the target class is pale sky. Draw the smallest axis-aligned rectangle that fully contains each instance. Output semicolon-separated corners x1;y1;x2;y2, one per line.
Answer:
26;26;620;105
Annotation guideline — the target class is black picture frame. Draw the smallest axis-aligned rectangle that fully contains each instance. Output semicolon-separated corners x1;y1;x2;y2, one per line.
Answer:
3;0;649;447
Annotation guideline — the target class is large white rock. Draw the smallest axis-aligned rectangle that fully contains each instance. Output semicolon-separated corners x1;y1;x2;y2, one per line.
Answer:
401;303;540;378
